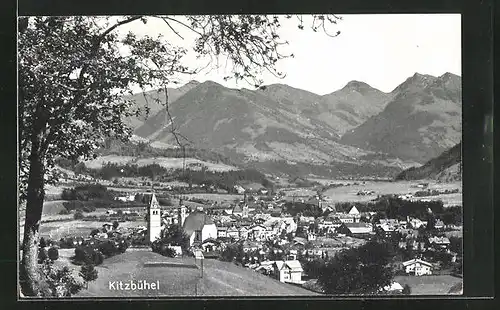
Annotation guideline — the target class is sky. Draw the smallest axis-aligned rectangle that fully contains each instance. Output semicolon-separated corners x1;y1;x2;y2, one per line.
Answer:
118;14;461;95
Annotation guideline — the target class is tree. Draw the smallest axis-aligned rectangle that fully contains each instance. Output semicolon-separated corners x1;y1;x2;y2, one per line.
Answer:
160;224;190;251
19;14;341;296
74;210;84;220
317;240;394;295
79;264;98;289
48;247;59;261
402;284;411;295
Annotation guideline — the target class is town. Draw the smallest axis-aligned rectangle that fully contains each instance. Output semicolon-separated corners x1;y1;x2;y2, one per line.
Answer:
30;175;463;296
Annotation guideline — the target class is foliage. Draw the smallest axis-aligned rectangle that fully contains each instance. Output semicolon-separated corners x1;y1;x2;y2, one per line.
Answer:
61;184;114;201
48;247;59;261
38;260;85;297
74;210;85;220
39;237;47;248
219;243;244;263
151;242;177;257
38;247;49;263
158;224;190;251
448;236;462;255
90;229;100;237
317;240;394;295
302;258;327;279
402;284;411;294
112;220;119;229
284;202;323;217
79;263;98;288
74;246;104;265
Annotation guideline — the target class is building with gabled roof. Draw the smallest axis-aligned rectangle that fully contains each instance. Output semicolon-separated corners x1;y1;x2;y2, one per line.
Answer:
273;260;304;284
336;222;373;237
182;211;217;247
402;258;433;276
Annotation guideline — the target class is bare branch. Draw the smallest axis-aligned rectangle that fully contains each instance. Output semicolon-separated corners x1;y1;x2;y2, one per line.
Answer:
159;17;185;40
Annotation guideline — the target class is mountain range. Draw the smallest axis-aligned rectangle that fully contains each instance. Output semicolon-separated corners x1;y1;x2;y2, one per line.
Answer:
123;72;461;179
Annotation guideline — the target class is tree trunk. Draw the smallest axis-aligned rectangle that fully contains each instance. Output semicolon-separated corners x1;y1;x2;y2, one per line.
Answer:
21;139;46;296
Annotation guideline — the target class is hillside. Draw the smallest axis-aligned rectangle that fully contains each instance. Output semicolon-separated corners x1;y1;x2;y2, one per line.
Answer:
76;250;318;297
395;142;462;181
124;80;200;130
340;73;461;163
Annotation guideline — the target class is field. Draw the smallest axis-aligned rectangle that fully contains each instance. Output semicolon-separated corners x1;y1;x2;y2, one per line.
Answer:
321;180;462;206
183;193;243;203
394;275;462;295
84;155;238;172
76;249;318;297
38;220;147;240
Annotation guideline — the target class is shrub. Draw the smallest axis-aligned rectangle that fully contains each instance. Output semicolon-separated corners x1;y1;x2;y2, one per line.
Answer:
93;250;104;266
117;239;130;254
39;237;47;248
59;237;76;249
402;284;412;294
74;210;84;220
48;247;59;261
79;264;98;289
34;260;85;297
97;241;119;257
38;247;48;263
74;246;94;265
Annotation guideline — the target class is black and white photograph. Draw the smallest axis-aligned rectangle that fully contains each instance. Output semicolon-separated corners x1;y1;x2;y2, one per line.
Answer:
18;14;464;298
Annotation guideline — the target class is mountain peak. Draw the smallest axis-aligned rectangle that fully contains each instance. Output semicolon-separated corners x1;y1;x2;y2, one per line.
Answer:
343;80;372;90
438;72;461;82
392;72;437;93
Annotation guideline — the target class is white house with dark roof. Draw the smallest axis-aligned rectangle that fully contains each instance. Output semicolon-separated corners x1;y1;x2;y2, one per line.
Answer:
182;211;217;247
273;260;304;284
402;259;433;276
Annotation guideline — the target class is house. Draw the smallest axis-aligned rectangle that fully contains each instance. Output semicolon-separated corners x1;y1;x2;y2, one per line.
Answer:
232;204;243;217
293;237;307;246
434;219;445;230
381;282;404;294
428;236;451;249
201;238;221;252
402;259;433;276
273;260;304;284
249;225;267;240
281;217;297;234
379;218;400;227
217;226;228;238
336;223;373;238
376;223;397;239
348;206;360;215
337;214;356;224
242;240;260;253
234;185;246;194
227;226;240;239
167;245;183;257
238;226;249;239
409;217;427;229
182;211;218;247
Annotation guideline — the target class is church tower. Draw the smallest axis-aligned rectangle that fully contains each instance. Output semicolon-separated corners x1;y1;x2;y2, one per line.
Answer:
178;205;187;227
147;193;162;242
